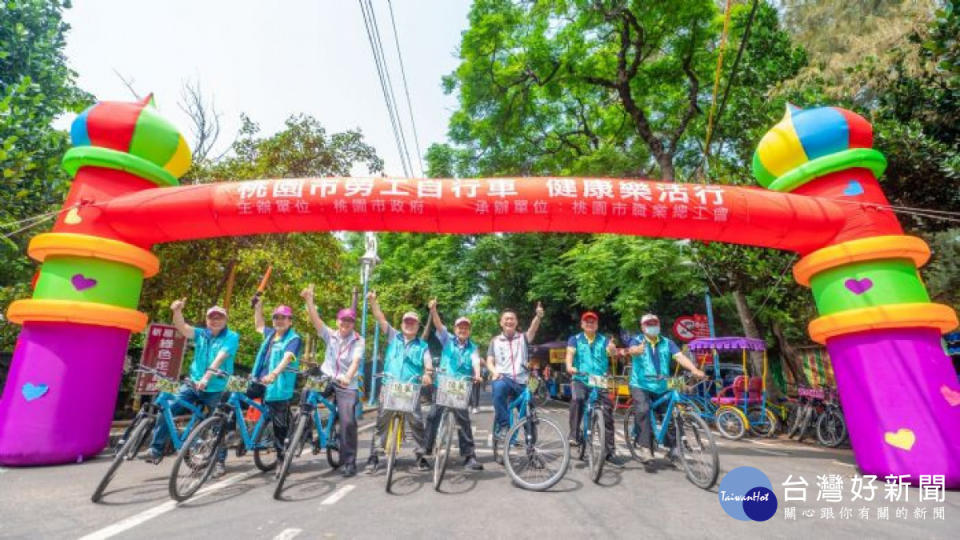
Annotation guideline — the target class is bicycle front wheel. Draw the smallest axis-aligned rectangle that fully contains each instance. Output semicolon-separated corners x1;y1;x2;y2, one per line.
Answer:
816;407;847;448
326;415;342;469
504;414;570;491
274;413;309;499
714;407;746;440
92;416;154;503
253;422;278;472
169;415;224;502
587;408;605;483
433;409;454;491
747;407;779;438
385;414;402;494
675;411;719;489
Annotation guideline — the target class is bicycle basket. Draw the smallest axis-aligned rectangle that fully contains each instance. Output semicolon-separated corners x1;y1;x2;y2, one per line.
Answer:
303;376;328;393
435;376;472;410
225;376;247;393
666;377;686;391
383;381;421;413
587;374;610;389
154;377;180;394
526;377;540;392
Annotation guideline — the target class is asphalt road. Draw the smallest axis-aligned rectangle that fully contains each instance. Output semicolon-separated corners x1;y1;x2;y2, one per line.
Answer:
1;397;956;540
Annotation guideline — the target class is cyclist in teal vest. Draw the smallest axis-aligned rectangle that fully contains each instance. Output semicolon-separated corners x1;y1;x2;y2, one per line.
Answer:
423;299;484;471
366;291;434;474
144;298;238;465
565;311;623;466
626;313;705;464
248;298;302;474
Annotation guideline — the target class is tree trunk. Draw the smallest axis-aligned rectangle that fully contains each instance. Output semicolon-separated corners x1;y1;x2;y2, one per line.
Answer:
771;319;806;396
658;155;675;181
730;287;766;381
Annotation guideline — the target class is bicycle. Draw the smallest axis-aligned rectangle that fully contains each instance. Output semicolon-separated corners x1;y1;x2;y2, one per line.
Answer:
815;395;847;448
432;370;474;491
623;376;719;490
169;370;290;501
92;366;211;503
787;386;825;443
373;373;424;494
492;376;570;491
274;369;359;499
576;374;612;484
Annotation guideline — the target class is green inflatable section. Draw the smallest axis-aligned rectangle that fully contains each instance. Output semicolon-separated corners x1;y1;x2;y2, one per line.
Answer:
33;255;143;309
810;258;929;315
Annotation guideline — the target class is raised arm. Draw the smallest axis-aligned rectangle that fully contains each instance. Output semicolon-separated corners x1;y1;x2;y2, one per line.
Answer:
428;298;446;335
673;351;706;378
525;301;544;343
368;291;390;334
253;295;266;334
300;284;329;335
170;297;195;340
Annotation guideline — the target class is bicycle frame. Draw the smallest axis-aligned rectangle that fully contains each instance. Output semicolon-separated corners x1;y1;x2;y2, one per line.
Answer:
224;390;273;450
628;388;682;447
150;389;205;451
301;387;339;451
579;385;603;445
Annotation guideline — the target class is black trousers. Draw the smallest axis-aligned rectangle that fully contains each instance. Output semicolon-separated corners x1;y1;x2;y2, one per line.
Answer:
569;380;615;453
631;387;676;451
331;385;360;466
425;404;477;457
244;384;291;453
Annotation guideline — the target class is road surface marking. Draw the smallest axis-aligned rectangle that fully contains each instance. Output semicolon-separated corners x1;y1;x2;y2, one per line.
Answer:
78;469;260;540
831;460;855;468
0;467;7;474
273;528;303;540
321;484;355;505
751;448;789;456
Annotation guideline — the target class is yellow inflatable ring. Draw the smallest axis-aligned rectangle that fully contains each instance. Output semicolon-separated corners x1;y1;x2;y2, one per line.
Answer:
793;235;930;286
808;303;958;344
6;299;148;332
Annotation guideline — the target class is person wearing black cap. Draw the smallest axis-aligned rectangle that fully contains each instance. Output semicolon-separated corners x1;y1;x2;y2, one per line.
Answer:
565;311;622;466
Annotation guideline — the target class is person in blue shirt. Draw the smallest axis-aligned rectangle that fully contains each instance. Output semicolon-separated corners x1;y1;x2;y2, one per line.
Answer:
626;313;705;464
564;311;623;466
423;299;484;471
144;299;238;466
248;298;302;474
365;291;434;474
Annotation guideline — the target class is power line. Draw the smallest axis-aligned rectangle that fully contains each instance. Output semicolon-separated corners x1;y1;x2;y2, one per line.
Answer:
358;0;412;177
368;1;415;176
387;0;424;177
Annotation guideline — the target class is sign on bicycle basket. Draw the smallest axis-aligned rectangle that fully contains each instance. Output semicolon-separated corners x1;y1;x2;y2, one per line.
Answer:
383;381;421;412
135;323;187;395
225;376;248;393
798;386;826;400
436;377;472;410
587;374;610;389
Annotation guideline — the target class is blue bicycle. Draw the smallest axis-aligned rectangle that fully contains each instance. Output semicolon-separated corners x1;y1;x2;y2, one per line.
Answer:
274;369;363;499
577;374;612;483
91;366;211;503
492;377;570;491
169;371;291;501
623;375;719;489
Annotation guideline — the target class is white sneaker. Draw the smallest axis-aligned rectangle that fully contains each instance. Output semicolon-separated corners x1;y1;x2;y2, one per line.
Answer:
470;407;479;414
212;461;226;478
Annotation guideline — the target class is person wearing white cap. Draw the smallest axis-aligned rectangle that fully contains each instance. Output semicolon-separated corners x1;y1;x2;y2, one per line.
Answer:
365;291;433;474
626;313;705;464
423;299;484;471
301;284;365;477
143;298;239;466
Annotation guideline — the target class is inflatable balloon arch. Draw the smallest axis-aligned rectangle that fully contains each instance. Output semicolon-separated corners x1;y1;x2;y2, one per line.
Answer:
1;96;958;486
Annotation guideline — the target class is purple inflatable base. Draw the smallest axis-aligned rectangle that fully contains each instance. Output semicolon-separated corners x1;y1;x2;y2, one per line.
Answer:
0;322;129;466
827;327;960;488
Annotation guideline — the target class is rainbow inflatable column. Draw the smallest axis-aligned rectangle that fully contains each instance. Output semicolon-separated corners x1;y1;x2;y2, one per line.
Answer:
0;96;190;465
755;106;960;486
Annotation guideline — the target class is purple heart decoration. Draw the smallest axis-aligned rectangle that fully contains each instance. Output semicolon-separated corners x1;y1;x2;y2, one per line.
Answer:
844;278;873;295
71;273;97;291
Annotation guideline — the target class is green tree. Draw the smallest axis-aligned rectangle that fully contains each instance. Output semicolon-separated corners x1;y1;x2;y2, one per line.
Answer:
0;0;91;348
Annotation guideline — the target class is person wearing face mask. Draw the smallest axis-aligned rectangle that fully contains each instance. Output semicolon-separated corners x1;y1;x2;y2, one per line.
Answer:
365;291;434;474
626;313;705;464
301;284;365;477
248;297;303;474
423;299;484;471
564;311;623;467
486;303;544;443
143;299;238;465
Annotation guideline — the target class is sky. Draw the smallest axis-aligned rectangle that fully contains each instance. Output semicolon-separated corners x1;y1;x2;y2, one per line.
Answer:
60;0;474;177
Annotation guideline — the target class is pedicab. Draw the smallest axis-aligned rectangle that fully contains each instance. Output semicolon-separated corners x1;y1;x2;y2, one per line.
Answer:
685;337;777;440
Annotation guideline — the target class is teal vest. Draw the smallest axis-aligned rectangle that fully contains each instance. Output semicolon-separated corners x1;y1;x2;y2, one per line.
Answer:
384;333;429;382
252;327;301;401
630;336;673;393
571;333;610;382
441;337;476;378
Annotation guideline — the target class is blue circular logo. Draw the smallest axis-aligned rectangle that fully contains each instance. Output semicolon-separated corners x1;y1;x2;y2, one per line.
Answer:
718;466;778;521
